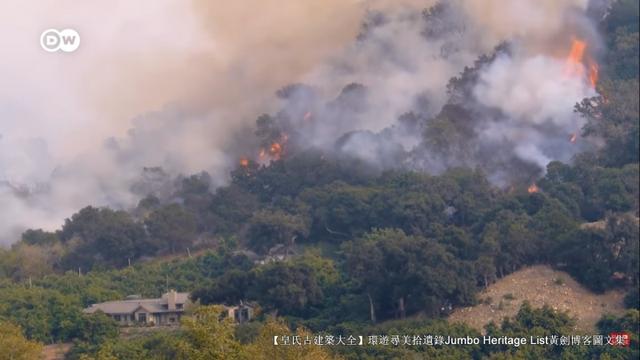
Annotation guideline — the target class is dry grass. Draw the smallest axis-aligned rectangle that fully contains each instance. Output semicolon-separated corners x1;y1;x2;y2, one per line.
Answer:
448;265;625;333
580;220;607;230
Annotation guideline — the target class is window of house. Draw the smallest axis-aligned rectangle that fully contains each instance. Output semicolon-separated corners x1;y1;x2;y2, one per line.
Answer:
138;313;147;322
176;303;183;309
169;317;175;323
114;315;121;321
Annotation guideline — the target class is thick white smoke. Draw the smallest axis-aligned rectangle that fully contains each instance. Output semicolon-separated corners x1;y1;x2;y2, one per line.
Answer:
475;55;593;126
0;0;603;244
473;53;597;170
277;0;599;182
0;0;369;244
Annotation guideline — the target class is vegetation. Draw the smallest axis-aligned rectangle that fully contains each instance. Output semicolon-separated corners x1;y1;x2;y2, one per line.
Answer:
0;1;637;359
0;320;43;360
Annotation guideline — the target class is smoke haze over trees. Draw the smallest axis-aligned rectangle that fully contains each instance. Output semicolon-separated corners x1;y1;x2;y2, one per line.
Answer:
0;0;638;358
0;0;614;243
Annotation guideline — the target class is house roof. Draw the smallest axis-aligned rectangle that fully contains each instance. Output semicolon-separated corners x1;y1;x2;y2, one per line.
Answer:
83;292;190;315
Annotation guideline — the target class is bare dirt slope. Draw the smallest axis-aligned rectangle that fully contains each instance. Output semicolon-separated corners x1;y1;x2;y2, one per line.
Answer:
448;265;625;333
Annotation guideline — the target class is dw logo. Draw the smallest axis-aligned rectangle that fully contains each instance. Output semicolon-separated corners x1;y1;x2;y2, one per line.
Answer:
40;28;80;53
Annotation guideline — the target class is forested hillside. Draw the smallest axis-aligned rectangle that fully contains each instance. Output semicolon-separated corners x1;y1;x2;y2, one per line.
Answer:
0;1;638;359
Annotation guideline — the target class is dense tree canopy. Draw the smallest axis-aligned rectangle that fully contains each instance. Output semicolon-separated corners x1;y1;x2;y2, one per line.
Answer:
0;321;43;360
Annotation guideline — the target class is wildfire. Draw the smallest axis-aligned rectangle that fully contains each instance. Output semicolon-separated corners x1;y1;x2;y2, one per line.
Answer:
527;183;539;194
240;158;249;167
588;62;599;88
566;39;586;72
565;39;598;88
569;133;577;144
249;133;290;164
269;142;283;157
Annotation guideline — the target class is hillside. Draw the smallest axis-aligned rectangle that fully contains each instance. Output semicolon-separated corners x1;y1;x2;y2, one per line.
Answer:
0;0;638;359
449;265;626;333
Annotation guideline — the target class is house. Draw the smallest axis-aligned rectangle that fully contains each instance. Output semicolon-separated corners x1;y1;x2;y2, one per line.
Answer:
225;301;255;324
83;290;191;326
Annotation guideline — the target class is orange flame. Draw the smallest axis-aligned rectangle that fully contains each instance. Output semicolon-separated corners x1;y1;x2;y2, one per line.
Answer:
565;39;586;78
588;62;599;88
270;142;282;156
527;184;539;194
240;158;249;167
565;39;598;88
253;133;289;163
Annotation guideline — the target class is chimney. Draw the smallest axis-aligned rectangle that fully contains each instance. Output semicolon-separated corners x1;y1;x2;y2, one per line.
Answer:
167;289;177;310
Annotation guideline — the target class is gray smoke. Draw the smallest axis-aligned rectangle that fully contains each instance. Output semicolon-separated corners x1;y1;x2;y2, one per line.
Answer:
261;0;600;186
0;0;603;244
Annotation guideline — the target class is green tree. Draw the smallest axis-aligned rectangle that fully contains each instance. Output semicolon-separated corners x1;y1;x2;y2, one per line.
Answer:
595;310;639;359
557;214;639;292
483;302;576;359
343;228;476;321
176;305;246;360
0;321;43;360
578;0;639;167
300;182;379;242
78;312;119;344
192;269;253;305
145;204;197;254
245;318;339;360
246;209;308;254
60;207;147;269
0;287;84;343
249;261;323;317
21;229;59;246
1;243;60;281
207;185;259;235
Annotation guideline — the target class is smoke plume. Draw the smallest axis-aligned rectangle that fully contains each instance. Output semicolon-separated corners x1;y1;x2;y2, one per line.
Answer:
0;0;605;243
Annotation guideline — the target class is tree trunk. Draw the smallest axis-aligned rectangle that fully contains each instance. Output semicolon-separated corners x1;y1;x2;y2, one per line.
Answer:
367;292;376;323
483;275;488;289
399;296;406;319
